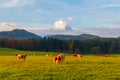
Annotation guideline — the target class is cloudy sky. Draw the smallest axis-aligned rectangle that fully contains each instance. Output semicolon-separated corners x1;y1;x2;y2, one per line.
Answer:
0;0;120;37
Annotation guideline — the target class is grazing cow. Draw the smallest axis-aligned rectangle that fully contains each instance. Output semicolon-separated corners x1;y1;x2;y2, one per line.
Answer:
50;54;52;57
54;54;65;64
46;54;49;57
72;54;83;58
33;54;37;57
46;54;52;57
72;54;78;57
77;54;83;58
16;54;27;60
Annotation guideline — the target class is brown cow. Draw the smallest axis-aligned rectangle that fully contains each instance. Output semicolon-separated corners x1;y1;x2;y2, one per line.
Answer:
46;54;52;57
33;54;37;57
54;54;65;64
72;54;78;57
16;54;27;60
77;54;83;58
72;54;83;58
50;54;52;57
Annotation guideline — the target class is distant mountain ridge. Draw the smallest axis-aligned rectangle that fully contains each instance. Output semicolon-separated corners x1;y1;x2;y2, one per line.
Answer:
0;29;41;39
0;29;101;40
47;34;101;40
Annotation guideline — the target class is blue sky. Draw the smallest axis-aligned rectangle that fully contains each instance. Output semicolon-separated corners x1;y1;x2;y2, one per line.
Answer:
0;0;120;37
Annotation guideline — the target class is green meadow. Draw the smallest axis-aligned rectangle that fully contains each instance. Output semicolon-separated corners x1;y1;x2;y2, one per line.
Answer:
0;48;120;80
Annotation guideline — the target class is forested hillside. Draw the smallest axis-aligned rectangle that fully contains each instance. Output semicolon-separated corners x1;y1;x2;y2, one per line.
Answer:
0;37;120;54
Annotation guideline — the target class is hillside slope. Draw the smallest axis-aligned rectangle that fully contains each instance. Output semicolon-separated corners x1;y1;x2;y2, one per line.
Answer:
48;34;101;40
0;29;41;39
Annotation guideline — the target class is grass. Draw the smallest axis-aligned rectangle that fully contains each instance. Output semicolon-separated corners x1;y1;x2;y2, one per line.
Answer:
0;47;58;56
0;48;120;80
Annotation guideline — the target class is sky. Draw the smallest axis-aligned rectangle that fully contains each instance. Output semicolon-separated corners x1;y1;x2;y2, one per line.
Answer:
0;0;120;37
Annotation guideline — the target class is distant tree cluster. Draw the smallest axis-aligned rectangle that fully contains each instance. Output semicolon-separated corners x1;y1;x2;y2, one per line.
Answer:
0;38;120;54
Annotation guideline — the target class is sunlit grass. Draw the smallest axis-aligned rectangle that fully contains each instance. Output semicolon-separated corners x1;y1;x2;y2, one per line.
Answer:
0;48;120;80
0;55;120;80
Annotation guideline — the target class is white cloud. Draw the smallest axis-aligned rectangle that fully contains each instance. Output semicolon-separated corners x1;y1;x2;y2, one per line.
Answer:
52;20;72;30
0;22;17;31
68;17;73;20
0;0;35;8
30;29;81;37
91;3;120;10
100;3;120;8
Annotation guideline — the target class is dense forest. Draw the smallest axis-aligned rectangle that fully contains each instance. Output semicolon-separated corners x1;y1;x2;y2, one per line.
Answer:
0;37;120;54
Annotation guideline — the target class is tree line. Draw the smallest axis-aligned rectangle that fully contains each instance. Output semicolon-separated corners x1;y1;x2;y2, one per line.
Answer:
0;37;120;54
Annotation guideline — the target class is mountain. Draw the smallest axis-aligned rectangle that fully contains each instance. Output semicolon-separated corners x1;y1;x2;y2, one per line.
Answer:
0;29;41;39
47;34;101;40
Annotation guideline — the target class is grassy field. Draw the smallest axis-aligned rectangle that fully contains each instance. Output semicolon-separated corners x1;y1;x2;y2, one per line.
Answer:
0;48;120;80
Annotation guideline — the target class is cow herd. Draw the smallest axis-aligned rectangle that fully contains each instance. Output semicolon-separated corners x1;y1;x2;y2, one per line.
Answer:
16;53;83;64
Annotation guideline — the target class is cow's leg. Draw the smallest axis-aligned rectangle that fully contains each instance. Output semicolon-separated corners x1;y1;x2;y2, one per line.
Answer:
56;60;58;64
